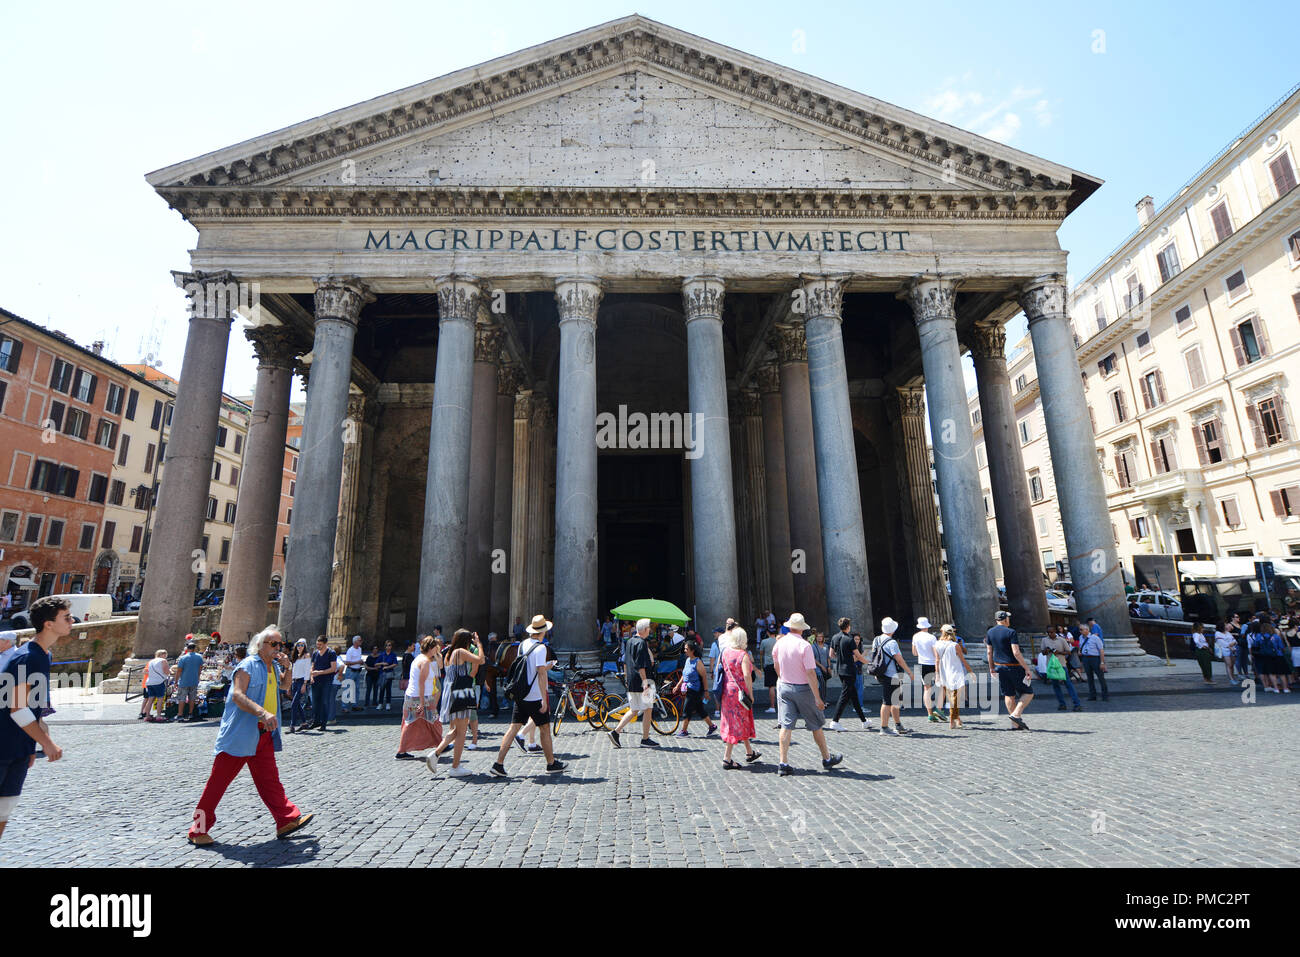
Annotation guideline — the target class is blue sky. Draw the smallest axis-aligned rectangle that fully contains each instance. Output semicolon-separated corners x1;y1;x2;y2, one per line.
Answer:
0;0;1293;394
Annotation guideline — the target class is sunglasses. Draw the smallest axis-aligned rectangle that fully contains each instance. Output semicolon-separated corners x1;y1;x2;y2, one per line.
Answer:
269;641;283;649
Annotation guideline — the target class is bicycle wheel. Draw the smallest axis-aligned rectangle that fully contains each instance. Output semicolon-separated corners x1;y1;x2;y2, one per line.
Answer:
651;695;680;736
599;694;626;731
551;700;566;737
582;692;607;729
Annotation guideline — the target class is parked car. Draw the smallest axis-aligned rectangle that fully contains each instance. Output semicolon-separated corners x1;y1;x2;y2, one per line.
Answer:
8;592;114;629
1132;589;1183;620
1045;589;1075;611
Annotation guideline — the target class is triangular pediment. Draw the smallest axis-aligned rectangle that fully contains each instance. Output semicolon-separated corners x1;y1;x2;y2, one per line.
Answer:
147;15;1099;208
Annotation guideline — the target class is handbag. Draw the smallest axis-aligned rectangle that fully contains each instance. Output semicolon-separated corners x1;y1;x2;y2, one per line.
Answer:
1045;654;1067;681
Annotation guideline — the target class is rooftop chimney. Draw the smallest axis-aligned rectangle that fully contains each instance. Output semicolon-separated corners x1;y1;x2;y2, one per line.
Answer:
91;340;104;356
1136;195;1155;228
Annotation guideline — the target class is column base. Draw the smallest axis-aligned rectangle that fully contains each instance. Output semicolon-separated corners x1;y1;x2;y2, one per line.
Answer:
1094;636;1164;669
101;657;154;694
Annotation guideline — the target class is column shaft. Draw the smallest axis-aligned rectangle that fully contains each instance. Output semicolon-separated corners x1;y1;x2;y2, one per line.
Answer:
757;366;795;615
904;278;998;641
326;393;369;640
416;276;481;634
509;391;533;626
222;326;295;645
490;366;519;635
970;323;1051;635
552;278;603;653
801;276;871;632
894;388;952;627
462;322;502;635
741;391;771;615
135;273;236;657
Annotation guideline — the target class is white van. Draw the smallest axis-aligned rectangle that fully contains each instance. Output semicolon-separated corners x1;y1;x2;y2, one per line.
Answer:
9;593;114;629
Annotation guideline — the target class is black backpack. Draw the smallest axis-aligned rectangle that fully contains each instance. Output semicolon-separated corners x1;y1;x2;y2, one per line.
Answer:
867;635;892;678
503;639;538;703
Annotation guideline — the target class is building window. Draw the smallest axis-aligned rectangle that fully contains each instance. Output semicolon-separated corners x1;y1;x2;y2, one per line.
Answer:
224;502;236;523
213;461;222;482
0;511;17;543
0;381;6;415
216;426;228;448
1041;549;1055;571
1139;369;1167;410
1223;268;1250;305
1135;330;1152;355
1285;228;1300;266
134;485;149;510
1184;347;1206;390
205;497;217;521
975;446;986;469
220;538;231;563
1094;301;1107;332
1088;405;1097;432
286;507;292;526
1193;418;1226;465
1230;316;1268;366
234;433;243;454
1028;470;1044;502
63;407;90;440
1123;274;1145;312
1173;304;1193;331
49;358;74;393
72;370;97;404
1129;516;1150;540
1014;373;1028;392
1210;201;1234;243
125;388;138;421
290;455;299;473
78;523;94;550
166;404;173;426
144;443;156;474
150;400;162;430
88;473;108;504
105;382;124;414
1219;498;1242;528
46;520;64;547
23;516;43;544
130;525;143;552
1098;353;1118;377
282;536;289;556
289;479;296;497
1271;485;1300;519
118;433;130;467
101;521;116;549
1114;447;1138;488
971;409;981;427
1150;433;1178;474
1156;242;1181;283
230;466;239;487
1250;395;1291;448
95;419;117;448
109;479;125;506
1019;420;1031;444
1269;152;1298;198
1110;389;1128;425
1037;515;1048;537
0;335;23;373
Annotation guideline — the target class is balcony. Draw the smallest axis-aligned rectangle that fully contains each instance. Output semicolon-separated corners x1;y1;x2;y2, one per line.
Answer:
1130;468;1206;503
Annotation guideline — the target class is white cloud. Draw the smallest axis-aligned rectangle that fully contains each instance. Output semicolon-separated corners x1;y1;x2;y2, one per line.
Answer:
983;112;1022;143
924;78;1050;145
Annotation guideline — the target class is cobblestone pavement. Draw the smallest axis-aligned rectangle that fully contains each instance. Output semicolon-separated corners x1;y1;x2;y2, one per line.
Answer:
3;682;1296;867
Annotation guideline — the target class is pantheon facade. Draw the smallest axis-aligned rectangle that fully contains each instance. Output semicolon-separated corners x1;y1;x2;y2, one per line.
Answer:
134;16;1142;664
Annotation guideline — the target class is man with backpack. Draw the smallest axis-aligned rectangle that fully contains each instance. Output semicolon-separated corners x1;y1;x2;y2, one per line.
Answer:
489;615;564;777
826;617;870;731
869;617;914;735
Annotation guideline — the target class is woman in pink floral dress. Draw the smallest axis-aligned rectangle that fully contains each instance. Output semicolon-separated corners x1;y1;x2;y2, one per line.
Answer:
719;628;761;769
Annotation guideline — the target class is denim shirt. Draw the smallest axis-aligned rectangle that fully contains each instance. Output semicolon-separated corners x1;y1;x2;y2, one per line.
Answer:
214;654;283;757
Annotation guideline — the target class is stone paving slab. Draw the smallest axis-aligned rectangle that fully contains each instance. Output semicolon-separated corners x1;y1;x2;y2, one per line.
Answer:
4;684;1297;868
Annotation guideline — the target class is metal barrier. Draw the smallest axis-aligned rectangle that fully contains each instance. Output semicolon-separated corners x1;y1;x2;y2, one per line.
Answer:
123;661;146;702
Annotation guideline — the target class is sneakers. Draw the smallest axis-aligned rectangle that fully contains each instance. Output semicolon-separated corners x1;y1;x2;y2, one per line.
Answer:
1073;704;1084;712
822;753;843;770
489;762;508;778
395;752;416;761
895;725;911;735
860;720;872;731
447;765;471;778
463;741;478;750
1057;704;1067;712
674;730;689;737
826;720;845;732
928;713;942;723
777;763;793;776
704;726;718;738
880;726;897;736
426;754;442;776
766;707;777;714
639;737;661;748
608;729;621;749
526;743;543;753
513;734;528;753
546;760;565;774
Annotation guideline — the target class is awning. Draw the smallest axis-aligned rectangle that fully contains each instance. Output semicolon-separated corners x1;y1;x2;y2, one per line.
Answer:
6;576;38;589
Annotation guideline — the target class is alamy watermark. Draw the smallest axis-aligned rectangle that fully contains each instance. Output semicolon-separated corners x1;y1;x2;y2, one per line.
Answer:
595;404;702;459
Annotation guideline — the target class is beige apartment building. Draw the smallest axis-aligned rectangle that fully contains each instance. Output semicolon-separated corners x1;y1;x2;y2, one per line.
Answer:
973;83;1300;585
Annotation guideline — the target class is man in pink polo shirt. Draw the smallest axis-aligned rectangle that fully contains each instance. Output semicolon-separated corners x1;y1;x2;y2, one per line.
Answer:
772;613;844;778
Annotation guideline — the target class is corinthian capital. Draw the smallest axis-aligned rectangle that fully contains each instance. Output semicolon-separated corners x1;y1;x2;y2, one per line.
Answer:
737;389;762;418
754;363;781;395
1018;275;1067;327
313;276;372;325
514;390;534;422
244;324;298;370
474;323;504;364
901;276;959;326
435;275;484;325
497;361;523;397
967;321;1007;360
798;274;847;322
768;324;807;363
173;270;245;322
896;386;926;418
682;275;725;323
554;277;603;326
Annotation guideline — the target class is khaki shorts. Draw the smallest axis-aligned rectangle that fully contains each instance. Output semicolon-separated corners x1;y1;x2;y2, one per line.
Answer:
626;681;656;713
177;685;199;705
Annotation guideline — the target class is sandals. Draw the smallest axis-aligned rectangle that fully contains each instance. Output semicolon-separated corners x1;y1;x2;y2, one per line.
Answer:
744;750;762;763
722;759;742;770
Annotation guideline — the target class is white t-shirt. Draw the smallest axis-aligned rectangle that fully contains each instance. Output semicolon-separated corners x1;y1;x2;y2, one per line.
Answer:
874;635;901;678
292;657;311;681
1214;631;1234;659
912;630;937;665
145;658;169;684
520;638;550;702
344;645;364;667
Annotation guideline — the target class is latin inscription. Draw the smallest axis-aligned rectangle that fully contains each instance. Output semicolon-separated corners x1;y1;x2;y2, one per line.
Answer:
362;227;911;254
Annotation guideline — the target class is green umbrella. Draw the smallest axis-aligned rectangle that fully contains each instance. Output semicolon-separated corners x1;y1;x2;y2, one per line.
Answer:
609;598;691;627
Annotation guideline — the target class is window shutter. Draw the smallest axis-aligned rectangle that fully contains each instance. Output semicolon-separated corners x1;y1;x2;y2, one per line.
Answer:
1274;398;1292;443
1139;376;1153;410
1246;404;1265;449
1253;317;1270;357
1186;349;1205;389
1149;440;1164;474
1272;489;1287;517
1271;154;1298;195
1129;517;1140;538
1223;499;1240;527
1192;424;1209;465
1119;390;1129;420
48;400;64;429
1228;325;1246;367
86;374;97;404
1286;487;1300;516
1113;454;1125;487
1154;370;1167;404
5;339;21;372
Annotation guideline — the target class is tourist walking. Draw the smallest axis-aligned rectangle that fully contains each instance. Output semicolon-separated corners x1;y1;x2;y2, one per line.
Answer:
0;597;67;841
758;626;780;714
176;640;205;722
717;627;761;769
428;630;485;777
827;618;870;731
871;617;914;735
934;624;972;728
772;613;842;777
810;628;831;706
1079;625;1108;701
911;617;942;722
672;640;717;737
308;637;338;731
143;649;171;723
1192;625;1215;684
396;635;442;760
609;618;659;748
489;615;564;777
187;627;314;846
288;639;311;732
1042;627;1082;711
985;610;1034;729
1213;622;1237;684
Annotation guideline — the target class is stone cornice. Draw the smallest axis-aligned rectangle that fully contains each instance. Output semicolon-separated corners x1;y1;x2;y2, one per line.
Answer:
148;18;1086;199
155;185;1074;222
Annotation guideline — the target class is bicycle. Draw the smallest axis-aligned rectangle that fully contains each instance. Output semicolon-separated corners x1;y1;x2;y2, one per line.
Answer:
551;672;622;736
602;672;680;735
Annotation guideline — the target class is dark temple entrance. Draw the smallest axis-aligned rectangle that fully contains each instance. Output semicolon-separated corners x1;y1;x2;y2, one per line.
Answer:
597;454;687;619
